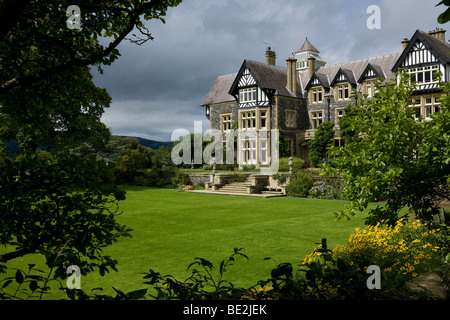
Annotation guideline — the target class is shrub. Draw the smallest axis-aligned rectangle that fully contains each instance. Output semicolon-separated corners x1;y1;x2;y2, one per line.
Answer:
286;169;315;197
302;219;444;297
309;181;341;200
276;157;305;172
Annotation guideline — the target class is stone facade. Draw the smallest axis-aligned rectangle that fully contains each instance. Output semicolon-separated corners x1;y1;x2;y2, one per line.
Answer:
201;29;450;167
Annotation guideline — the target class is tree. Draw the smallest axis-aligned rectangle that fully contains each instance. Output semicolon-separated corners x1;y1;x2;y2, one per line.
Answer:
0;0;183;287
307;121;335;167
324;72;450;225
0;0;183;94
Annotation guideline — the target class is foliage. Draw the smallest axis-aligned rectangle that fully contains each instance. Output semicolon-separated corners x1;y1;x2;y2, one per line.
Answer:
140;167;191;188
309;181;341;200
278;129;291;159
307;122;335;167
302;219;444;298
0;153;132;278
0;0;183;94
143;248;249;300
275;157;305;172
436;0;450;23
323;72;450;224
285;169;315;197
0;264;53;300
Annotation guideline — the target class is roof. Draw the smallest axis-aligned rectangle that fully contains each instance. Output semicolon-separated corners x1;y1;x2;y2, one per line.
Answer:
201;73;237;106
304;53;401;93
229;59;302;98
392;29;450;72
295;38;320;54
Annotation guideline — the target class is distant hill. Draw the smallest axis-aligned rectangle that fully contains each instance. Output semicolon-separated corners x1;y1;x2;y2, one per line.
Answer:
118;136;173;150
2;136;173;156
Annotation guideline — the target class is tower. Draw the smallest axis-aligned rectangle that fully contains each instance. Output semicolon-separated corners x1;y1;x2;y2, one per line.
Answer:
294;38;326;73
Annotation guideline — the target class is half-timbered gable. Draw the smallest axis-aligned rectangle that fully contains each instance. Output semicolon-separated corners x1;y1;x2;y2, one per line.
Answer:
393;30;450;91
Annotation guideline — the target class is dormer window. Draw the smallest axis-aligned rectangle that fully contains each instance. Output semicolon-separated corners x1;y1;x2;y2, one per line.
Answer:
239;87;256;104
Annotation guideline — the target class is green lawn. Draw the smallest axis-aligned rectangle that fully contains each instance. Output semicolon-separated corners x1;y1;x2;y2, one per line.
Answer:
1;187;371;299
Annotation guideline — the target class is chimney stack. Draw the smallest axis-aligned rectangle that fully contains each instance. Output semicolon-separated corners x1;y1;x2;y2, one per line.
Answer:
428;28;446;41
265;47;276;66
286;58;297;96
308;56;316;79
402;37;409;51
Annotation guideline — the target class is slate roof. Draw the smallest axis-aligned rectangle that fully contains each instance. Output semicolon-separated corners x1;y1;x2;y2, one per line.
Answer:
201;73;237;106
228;59;303;98
302;53;401;95
295;38;320;54
392;29;450;72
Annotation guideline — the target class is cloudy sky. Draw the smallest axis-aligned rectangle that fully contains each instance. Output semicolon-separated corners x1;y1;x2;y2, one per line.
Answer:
92;0;446;142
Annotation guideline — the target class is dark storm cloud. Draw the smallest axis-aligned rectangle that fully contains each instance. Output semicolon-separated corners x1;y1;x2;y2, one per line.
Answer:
93;0;444;142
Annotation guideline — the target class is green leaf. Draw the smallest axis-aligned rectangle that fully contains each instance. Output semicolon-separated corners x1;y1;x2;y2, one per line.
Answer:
437;7;450;24
15;270;24;284
126;289;147;300
29;280;38;292
2;279;13;289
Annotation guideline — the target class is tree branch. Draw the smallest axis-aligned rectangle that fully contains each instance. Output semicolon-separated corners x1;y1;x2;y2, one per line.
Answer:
0;0;171;94
0;246;36;263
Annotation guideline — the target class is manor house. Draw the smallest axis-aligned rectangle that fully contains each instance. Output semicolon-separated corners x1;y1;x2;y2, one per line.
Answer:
201;28;450;168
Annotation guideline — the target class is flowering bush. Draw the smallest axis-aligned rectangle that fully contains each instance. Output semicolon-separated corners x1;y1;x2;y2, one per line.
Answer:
301;219;444;298
308;181;340;199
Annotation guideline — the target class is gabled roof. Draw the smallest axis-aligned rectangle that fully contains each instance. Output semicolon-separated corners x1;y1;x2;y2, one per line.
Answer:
303;53;400;92
201;73;237;106
357;63;386;83
330;68;357;87
392;29;450;72
228;59;302;98
304;72;330;91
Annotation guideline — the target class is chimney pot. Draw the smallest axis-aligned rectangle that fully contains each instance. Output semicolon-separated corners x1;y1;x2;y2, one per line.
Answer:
428;28;446;41
402;37;409;50
265;47;276;66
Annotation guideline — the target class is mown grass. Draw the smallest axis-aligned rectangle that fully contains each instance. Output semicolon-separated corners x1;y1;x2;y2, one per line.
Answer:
1;187;372;299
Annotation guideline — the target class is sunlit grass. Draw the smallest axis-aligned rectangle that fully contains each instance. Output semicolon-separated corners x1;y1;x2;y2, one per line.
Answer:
1;186;371;299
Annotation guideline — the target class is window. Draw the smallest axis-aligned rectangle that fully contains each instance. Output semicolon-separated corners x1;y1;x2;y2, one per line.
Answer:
260;110;268;129
311;111;323;129
335;108;345;123
239;87;257;103
286;110;296;128
220;114;232;133
408;65;439;85
364;80;377;98
260;140;268;164
336;83;351;101
424;97;440;118
411;98;422;120
311;87;323;104
241;111;256;130
241;139;257;165
408;96;441;120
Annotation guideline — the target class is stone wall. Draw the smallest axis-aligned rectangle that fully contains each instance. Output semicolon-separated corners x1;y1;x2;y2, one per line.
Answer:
187;173;212;186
